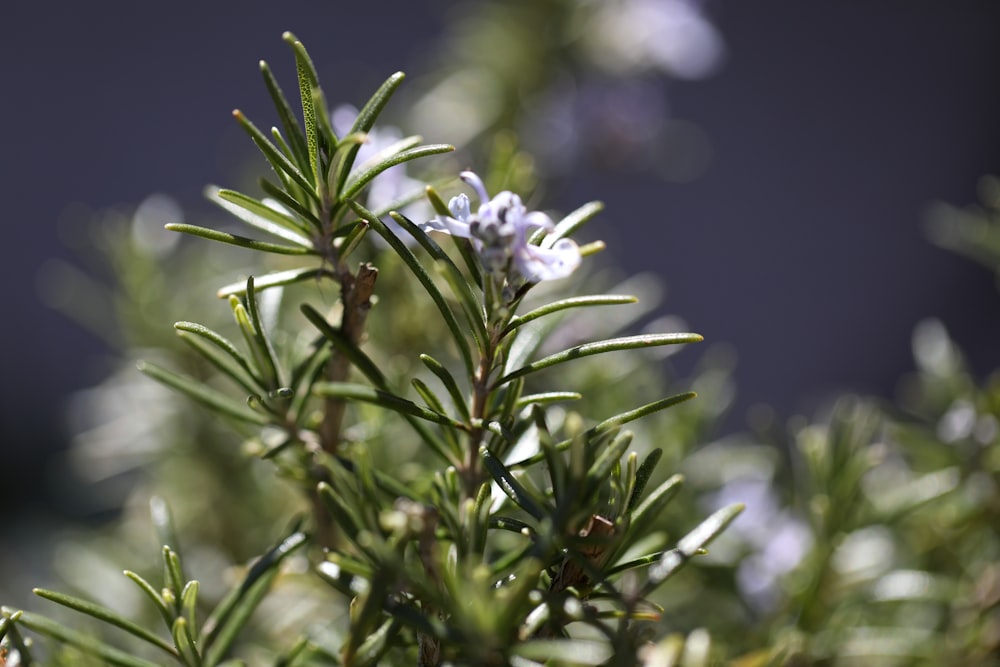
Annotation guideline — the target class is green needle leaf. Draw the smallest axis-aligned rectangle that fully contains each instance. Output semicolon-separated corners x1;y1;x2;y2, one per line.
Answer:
644;503;745;592
343;144;454;200
390;212;488;353
355;203;475;375
515;392;582;409
501;295;637;337
165;223;314;255
336;71;406;194
201;531;307;663
480;446;547;519
137;361;271;425
123;570;172;628
513;639;612;665
590;392;698;436
171;617;201;667
300;304;389;389
419;354;470;421
498;334;703;385
7;610;163;667
629;474;685;538
259;59;311;174
313;382;463;428
627;448;663;513
207;187;313;245
541;201;604;248
32;589;177;657
175;322;263;394
216;267;333;299
232;110;317;199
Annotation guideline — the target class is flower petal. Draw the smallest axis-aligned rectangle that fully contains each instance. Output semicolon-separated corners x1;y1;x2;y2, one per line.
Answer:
459;170;490;205
448;193;472;221
417;215;474;239
514;238;581;282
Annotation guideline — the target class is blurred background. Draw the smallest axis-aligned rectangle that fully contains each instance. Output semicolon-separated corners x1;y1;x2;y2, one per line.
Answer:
2;0;999;521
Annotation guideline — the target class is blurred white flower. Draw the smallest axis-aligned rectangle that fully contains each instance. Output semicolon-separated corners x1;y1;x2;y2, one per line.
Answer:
580;0;725;79
710;477;813;610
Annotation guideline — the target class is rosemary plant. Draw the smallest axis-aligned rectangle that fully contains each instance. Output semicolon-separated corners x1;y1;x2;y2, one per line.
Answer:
2;35;740;667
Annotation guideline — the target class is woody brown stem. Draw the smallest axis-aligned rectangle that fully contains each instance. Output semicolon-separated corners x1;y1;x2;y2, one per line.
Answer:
320;262;378;454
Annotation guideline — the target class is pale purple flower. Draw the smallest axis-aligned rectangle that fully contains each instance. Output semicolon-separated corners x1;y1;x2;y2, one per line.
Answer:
420;171;581;282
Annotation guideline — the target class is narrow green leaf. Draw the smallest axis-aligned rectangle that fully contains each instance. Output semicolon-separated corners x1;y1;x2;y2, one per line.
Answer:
344;572;393;663
163;547;186;605
502;295;637;337
181;581;199;633
513;639;612;665
336;71;406;194
419;354;470;421
510;391;697;468
411;378;450;420
489;515;534;535
123;570;172;627
424;184;452;217
586;430;634;495
313;382;462;428
150;496;183;564
289;341;330;422
10;610;163;667
0;612;11;642
229;287;280;392
258;177;321;230
354;203;474;375
0;610;33;665
32;589;177;657
172;617;201;667
315;484;366;547
590;392;698;436
629;474;685;538
165;223;313;255
332;454;420;501
259;59;311;174
201;531;307;663
390;212;488;353
541;201;604;248
645;504;745;591
208;187;313;244
232;110;317;198
288;40;318;181
499;334;703;385
480;446;547;519
351;618;401;667
605;551;669;578
343;144;454;200
627;448;663;513
300;304;388;389
137;361;270;425
352;133;422;173
175;323;263;394
246;277;282;388
310;84;338;160
515;392;582;409
216;267;333;299
336;217;370;261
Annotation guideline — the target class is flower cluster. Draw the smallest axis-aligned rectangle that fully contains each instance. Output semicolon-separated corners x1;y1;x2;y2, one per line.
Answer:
419;171;581;282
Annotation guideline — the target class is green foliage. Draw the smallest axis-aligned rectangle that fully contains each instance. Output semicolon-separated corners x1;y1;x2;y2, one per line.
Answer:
7;9;999;666
3;36;729;666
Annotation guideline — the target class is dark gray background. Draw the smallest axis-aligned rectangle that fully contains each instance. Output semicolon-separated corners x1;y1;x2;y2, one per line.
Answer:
3;1;999;513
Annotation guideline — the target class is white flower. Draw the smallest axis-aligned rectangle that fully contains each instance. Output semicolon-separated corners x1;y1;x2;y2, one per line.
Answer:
420;171;581;282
